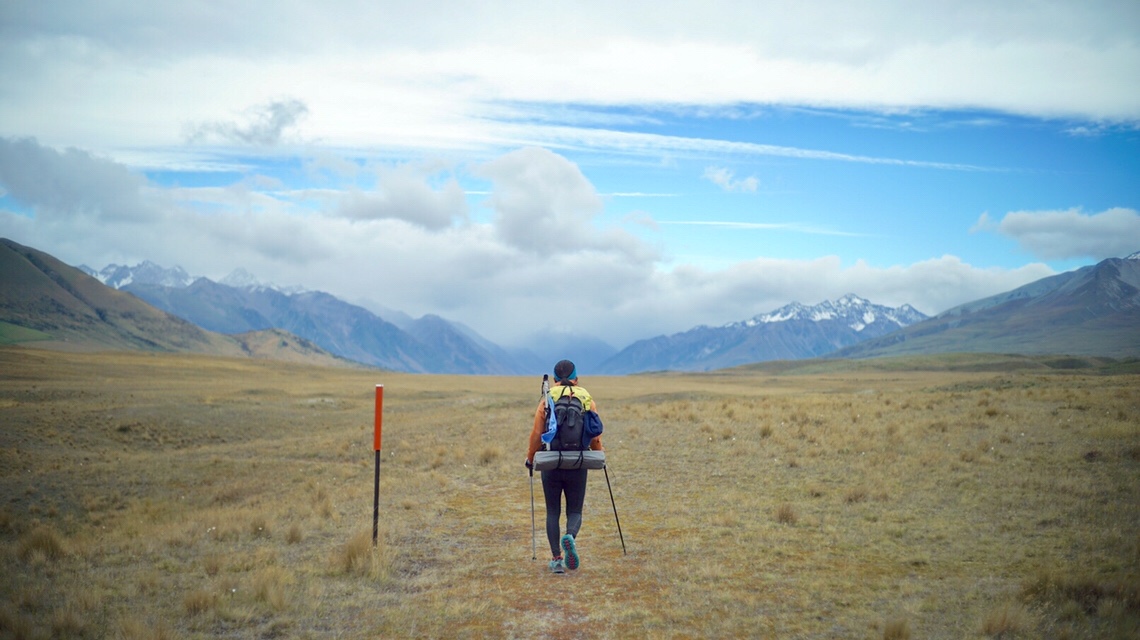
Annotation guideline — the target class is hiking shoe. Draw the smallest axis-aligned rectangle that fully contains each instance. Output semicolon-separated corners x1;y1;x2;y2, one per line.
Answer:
561;534;579;570
549;556;566;574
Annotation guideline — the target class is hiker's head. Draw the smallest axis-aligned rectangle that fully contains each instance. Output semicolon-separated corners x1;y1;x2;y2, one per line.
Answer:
554;359;577;384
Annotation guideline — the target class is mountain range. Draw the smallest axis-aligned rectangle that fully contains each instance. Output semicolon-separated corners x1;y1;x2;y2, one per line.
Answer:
92;271;538;375
595;295;928;373
3;237;1138;372
831;252;1140;360
80;260;928;374
0;238;351;367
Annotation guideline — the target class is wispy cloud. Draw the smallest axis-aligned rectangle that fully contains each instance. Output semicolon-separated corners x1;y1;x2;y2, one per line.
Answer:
703;167;758;192
603;192;678;197
659;220;870;237
524;125;1003;171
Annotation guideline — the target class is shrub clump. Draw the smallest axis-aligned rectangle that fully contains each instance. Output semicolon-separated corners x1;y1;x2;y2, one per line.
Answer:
882;617;911;640
775;503;798;525
17;525;66;562
333;530;374;575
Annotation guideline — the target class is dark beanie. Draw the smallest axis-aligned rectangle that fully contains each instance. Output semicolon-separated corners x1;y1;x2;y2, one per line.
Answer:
554;359;577;382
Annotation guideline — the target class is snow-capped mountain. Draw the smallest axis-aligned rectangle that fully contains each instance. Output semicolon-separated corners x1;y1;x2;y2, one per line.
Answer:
596;295;928;374
218;268;260;289
80;261;309;295
216;268;308;294
735;294;927;333
834;253;1140;359
83;260;533;374
80;260;196;289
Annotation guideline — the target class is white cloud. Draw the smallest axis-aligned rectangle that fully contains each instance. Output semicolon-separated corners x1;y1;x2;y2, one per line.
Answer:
185;99;309;146
1;1;1137;162
473;147;606;252
335;163;468;231
0;137;1070;350
974;207;1140;260
702;167;758;192
0;137;155;223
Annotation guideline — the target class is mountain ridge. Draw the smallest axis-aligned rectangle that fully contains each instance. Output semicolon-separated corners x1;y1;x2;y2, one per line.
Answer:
1;238;353;368
12;239;1139;373
831;255;1140;359
596;295;929;374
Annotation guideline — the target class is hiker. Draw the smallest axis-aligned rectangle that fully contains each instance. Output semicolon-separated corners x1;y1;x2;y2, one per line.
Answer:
526;359;604;574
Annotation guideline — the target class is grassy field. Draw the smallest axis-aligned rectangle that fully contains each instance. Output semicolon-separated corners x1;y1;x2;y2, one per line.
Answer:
1;347;1137;639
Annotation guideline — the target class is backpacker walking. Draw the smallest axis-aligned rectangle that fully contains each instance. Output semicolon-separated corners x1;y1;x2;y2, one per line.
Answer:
525;359;604;573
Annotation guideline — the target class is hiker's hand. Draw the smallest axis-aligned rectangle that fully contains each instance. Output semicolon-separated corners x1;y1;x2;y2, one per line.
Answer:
524;459;533;470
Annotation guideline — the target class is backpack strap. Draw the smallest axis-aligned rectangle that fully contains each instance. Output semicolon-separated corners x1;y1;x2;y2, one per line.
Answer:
555;450;586;470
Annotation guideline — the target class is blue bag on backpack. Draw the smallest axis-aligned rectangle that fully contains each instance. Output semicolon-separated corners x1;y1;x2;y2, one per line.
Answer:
582;410;603;449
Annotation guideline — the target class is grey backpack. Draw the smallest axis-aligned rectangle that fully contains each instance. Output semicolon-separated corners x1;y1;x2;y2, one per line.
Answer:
551;389;584;451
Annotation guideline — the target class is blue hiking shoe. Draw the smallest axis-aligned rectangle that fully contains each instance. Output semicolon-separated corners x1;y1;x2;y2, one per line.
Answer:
549;556;566;574
561;534;579;570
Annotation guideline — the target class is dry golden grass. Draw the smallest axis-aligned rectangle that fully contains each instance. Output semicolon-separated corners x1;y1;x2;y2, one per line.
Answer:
882;617;911;639
1;347;1138;638
980;602;1034;636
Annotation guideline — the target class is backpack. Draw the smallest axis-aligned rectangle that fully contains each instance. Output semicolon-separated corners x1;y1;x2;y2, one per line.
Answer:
551;388;585;452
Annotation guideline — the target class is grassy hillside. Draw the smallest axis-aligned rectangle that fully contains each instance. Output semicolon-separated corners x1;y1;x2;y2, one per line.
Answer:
732;352;1138;376
0;239;354;368
1;348;1137;638
1;238;244;354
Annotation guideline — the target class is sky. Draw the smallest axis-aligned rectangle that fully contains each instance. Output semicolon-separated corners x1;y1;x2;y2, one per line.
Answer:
1;0;1139;352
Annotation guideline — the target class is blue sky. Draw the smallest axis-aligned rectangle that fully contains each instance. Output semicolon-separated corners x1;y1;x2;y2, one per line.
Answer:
1;1;1138;350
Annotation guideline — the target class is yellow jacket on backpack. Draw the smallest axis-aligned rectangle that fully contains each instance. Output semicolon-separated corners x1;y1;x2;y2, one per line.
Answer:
548;384;592;412
526;383;603;464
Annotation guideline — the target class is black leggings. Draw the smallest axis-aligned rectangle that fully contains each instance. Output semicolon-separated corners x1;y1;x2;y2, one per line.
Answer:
541;467;588;558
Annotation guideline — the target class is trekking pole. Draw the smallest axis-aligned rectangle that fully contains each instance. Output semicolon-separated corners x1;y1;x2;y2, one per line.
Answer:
603;465;627;555
529;374;549;561
529;466;537;561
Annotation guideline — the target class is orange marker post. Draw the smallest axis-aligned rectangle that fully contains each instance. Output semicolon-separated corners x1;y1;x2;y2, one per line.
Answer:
372;384;383;546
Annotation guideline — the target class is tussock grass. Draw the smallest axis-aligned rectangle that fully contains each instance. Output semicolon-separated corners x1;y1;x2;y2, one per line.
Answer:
17;525;66;561
182;588;216;616
253;566;293;611
883;617;911;640
774;503;798;525
479;445;503;465
980;602;1034;636
1;348;1137;638
332;529;391;578
117;617;176;640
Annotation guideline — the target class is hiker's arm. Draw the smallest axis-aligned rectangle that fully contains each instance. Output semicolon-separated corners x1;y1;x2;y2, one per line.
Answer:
526;400;545;463
588;399;604;451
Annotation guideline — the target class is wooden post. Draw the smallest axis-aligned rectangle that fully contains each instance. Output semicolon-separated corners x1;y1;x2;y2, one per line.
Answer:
372;384;383;547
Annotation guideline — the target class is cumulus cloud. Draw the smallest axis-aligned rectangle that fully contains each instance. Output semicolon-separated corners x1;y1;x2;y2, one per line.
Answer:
0;136;156;223
185;99;309;146
474;147;605;252
0;137;334;269
335;164;467;231
702;166;759;192
972;207;1140;260
0;138;1062;350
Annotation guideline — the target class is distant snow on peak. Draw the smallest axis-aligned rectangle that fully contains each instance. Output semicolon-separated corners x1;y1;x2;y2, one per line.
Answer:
733;295;927;332
217;268;307;293
88;261;195;289
220;268;260;288
1126;250;1140;261
77;261;307;294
